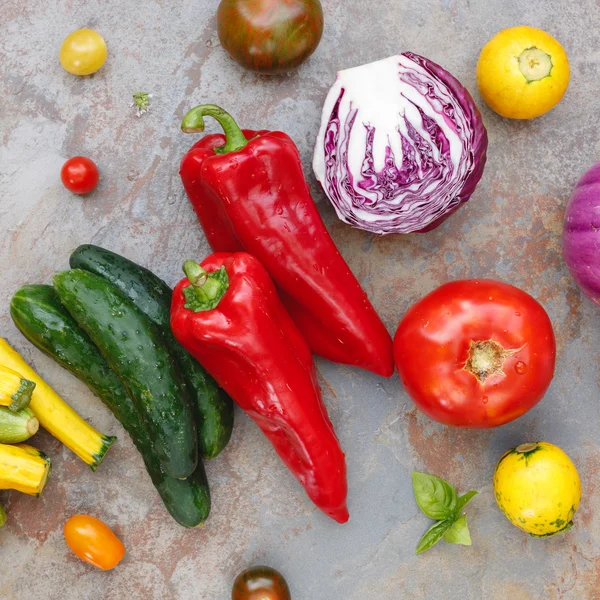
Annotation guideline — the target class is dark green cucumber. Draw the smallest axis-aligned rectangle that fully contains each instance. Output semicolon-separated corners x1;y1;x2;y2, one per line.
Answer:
10;284;210;527
52;270;197;479
70;244;233;459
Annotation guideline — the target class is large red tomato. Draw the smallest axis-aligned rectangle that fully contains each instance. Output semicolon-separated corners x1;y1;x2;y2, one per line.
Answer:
394;280;556;428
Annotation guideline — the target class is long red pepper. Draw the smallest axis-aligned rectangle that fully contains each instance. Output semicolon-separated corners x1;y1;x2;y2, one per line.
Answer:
179;105;394;377
171;252;349;523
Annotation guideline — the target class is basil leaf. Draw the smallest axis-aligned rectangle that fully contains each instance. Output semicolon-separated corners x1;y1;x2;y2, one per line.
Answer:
455;490;478;517
443;514;472;546
415;519;453;555
412;472;458;520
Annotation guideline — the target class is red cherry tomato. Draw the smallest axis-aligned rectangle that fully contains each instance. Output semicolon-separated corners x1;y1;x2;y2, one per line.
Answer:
394;280;556;428
64;515;125;571
232;566;291;600
61;156;99;194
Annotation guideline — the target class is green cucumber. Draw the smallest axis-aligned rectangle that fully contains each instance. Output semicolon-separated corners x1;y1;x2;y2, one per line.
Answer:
10;284;210;527
70;244;234;459
0;407;39;443
52;270;197;479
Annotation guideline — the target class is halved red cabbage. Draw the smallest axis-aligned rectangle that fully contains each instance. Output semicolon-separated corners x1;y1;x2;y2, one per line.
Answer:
313;53;488;234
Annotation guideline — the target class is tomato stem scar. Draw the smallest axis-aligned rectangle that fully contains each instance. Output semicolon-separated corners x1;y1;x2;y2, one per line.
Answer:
463;339;517;383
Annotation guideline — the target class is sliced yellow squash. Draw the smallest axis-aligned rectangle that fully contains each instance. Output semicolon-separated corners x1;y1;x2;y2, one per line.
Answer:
0;443;52;497
0;338;115;470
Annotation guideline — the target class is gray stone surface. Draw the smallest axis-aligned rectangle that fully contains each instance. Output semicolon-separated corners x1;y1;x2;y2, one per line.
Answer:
1;0;599;598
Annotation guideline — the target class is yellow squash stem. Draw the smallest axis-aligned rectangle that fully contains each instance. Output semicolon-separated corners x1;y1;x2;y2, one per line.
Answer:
0;365;36;412
0;338;115;470
0;443;52;497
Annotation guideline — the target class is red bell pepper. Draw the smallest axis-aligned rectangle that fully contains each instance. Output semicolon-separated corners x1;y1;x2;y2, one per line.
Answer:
179;104;394;377
171;252;349;523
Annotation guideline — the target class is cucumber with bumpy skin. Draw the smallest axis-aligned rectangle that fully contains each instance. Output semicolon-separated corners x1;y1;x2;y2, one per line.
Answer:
70;244;234;459
53;270;197;480
10;284;210;527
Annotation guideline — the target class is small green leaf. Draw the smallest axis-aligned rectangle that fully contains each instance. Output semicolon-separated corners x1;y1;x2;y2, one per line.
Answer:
0;504;6;528
455;490;478;517
416;519;453;555
412;472;458;520
444;514;472;546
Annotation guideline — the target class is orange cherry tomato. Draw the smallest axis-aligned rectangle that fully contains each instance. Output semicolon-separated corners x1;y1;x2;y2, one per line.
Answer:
64;515;125;571
232;566;291;600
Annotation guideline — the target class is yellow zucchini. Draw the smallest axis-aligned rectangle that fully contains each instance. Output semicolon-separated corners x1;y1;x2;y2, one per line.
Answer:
0;406;39;443
0;365;35;412
0;443;51;497
0;338;115;470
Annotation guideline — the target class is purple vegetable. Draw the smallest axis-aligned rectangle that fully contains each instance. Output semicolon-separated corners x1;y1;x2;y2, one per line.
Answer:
313;53;488;234
563;162;600;305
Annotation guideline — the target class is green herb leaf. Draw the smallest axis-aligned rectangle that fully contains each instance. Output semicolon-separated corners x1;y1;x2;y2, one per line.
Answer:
455;490;478;517
412;472;458;520
416;519;453;555
444;514;472;546
0;504;6;528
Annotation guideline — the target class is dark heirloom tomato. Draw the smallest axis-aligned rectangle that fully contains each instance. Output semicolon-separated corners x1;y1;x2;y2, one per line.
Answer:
394;280;556;428
217;0;324;73
232;566;291;600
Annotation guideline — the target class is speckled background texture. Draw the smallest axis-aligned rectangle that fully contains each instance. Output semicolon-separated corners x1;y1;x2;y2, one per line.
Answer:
1;0;599;598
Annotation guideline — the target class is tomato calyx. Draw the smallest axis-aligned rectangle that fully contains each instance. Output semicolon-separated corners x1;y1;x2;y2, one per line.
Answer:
463;339;517;383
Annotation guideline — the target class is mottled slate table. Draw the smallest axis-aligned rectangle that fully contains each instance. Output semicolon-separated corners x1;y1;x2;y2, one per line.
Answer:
1;0;599;598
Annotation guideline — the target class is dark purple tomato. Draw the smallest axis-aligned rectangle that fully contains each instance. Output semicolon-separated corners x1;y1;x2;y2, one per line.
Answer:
217;0;324;74
232;566;291;600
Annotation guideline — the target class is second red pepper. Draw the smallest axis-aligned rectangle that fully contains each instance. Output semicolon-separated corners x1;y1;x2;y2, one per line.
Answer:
179;105;394;377
171;252;349;523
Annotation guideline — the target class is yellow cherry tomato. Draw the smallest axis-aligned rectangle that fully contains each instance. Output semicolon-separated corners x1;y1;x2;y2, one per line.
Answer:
493;441;581;537
60;29;107;76
477;26;570;119
64;515;125;570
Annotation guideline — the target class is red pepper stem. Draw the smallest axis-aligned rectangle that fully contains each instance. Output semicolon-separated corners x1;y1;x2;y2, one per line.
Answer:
182;261;230;312
183;260;208;287
181;104;249;155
